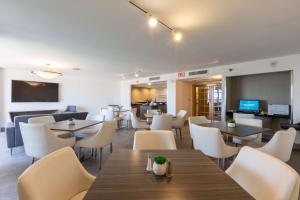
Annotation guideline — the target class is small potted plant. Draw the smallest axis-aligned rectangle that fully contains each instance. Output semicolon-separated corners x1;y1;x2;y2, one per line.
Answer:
68;118;75;125
153;156;167;176
227;118;236;128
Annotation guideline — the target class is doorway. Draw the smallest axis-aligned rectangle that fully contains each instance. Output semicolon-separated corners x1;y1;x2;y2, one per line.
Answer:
176;75;222;121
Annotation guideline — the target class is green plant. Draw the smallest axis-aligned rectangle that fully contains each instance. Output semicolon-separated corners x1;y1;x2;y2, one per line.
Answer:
227;118;235;123
154;156;167;165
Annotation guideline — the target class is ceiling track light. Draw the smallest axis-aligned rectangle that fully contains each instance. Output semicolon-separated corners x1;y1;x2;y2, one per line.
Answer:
129;1;183;41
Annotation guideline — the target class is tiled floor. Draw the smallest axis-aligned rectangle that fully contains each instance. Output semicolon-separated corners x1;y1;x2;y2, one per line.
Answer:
0;126;299;200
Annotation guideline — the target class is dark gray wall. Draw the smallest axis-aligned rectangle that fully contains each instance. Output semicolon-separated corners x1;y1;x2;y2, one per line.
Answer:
227;71;291;111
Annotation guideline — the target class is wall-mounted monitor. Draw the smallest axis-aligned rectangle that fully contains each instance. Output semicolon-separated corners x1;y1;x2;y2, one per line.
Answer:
239;99;260;113
11;80;59;102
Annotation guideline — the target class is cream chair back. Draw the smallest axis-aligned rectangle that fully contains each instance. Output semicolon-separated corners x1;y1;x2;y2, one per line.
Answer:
226;146;300;200
191;124;232;158
150;115;172;130
173;110;187;128
235;118;263;143
18;147;95;200
258;128;296;162
28;116;55;125
133;131;176;150
77;121;116;148
104;106;115;121
188;116;208;140
19;123;75;158
130;111;139;129
233;113;255;120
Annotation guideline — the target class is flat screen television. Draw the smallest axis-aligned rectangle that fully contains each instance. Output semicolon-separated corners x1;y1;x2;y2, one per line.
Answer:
11;80;59;102
239;99;260;113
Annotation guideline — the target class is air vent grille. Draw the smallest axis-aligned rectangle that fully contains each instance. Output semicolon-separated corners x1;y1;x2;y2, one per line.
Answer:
149;76;160;81
188;70;208;76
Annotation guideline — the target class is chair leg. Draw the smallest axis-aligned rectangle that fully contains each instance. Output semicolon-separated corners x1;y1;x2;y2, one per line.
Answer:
110;143;113;153
99;147;103;170
179;129;182;141
191;139;194;149
217;158;220;167
10;148;13;156
31;157;35;164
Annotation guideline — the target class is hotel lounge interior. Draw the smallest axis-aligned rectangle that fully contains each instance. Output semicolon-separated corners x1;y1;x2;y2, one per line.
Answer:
1;0;300;200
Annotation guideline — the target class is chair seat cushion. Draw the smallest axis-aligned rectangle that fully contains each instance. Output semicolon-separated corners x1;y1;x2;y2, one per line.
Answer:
70;190;88;200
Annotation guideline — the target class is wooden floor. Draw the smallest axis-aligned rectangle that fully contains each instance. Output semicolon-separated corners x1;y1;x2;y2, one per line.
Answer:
0;124;299;200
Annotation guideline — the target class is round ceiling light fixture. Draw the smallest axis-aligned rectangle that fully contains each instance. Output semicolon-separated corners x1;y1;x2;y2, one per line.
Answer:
31;64;62;79
147;82;152;86
148;17;158;28
134;72;139;78
173;31;183;42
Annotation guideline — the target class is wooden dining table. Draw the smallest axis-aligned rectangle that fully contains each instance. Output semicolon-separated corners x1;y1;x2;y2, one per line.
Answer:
84;150;254;200
197;121;272;137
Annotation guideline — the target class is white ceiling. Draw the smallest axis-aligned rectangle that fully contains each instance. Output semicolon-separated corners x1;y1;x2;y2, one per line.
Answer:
0;0;299;78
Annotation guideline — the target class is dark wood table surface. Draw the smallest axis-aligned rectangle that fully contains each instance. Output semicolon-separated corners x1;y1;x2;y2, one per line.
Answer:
198;121;271;137
49;120;103;132
84;150;254;200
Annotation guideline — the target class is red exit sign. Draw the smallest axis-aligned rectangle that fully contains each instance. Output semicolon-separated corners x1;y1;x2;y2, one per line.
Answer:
177;72;185;78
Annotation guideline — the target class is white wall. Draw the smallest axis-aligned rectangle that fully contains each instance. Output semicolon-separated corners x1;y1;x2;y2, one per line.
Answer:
121;53;300;143
0;68;120;126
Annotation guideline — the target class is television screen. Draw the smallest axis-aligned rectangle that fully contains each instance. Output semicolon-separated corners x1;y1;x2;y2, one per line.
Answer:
239;99;260;112
11;80;59;102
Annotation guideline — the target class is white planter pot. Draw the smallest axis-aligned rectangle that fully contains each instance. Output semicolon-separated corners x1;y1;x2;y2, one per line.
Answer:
227;122;236;128
153;162;167;176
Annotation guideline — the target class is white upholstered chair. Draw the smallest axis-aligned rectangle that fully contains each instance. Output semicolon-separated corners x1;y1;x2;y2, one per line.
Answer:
190;123;238;166
233;113;255;120
19;122;75;163
120;107;137;128
256;128;296;162
172;110;188;140
28;115;68;136
133;130;176;150
76;113;105;137
188;116;208;148
150;115;173;131
233;118;263;145
76;120;116;169
130;112;149;130
226;146;300;200
17;147;95;200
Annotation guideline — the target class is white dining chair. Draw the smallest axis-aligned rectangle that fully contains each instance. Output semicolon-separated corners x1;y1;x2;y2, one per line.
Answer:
28;115;69;136
190;123;238;167
172;110;187;140
133;130;176;150
233;113;255;120
130;112;149;130
226;146;300;200
233;118;263;145
120;107;137;128
19;122;75;163
188;116;208;148
76;120;116;169
18;147;95;200
256;128;296;162
76;113;105;137
150;115;173;131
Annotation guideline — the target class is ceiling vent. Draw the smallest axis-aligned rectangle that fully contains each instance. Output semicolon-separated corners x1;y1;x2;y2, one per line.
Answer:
188;70;208;76
149;76;160;81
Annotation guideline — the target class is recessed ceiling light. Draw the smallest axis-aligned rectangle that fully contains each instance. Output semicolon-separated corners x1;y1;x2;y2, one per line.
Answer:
147;82;152;86
134;72;139;78
72;67;80;71
173;31;183;42
148;17;158;28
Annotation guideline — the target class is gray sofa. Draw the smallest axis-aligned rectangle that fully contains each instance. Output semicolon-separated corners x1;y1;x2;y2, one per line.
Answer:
6;112;88;155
